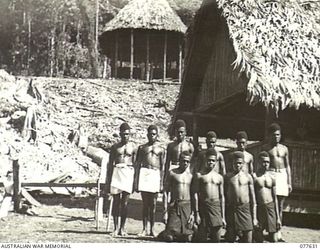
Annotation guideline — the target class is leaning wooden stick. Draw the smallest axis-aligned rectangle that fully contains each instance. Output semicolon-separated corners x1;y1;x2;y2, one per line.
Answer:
106;196;113;232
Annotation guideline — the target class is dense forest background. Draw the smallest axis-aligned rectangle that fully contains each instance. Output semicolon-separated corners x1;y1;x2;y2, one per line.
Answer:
0;0;201;78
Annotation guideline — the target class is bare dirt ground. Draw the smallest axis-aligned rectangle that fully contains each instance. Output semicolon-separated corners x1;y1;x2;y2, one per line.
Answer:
0;193;319;243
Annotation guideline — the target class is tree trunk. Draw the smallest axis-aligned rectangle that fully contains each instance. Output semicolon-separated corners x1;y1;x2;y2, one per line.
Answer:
50;25;56;77
27;12;32;74
62;22;66;76
77;0;99;78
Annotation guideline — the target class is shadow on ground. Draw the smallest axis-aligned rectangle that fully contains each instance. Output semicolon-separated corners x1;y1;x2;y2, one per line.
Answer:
31;193;165;223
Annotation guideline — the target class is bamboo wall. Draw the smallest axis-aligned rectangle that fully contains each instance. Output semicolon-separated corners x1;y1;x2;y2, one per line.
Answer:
241;141;320;193
195;12;248;109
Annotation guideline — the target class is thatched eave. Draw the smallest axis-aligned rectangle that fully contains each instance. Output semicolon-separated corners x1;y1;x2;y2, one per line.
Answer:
102;0;187;34
217;0;320;113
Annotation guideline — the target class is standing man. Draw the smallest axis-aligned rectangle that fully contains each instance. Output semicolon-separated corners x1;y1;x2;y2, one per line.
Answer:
264;123;292;241
158;152;197;242
235;131;254;174
164;119;194;183
253;151;281;242
106;122;137;236
225;151;258;243
135;125;165;237
197;131;226;175
194;148;226;242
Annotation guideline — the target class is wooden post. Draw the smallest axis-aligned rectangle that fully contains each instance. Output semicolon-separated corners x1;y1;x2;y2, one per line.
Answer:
114;31;119;78
12;159;21;212
163;31;167;82
146;32;150;82
193;115;199;157
179;40;183;84
95;0;99;56
130;29;134;80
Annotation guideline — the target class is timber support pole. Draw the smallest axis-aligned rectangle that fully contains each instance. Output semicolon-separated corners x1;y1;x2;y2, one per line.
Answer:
163;31;167;82
146;31;150;82
179;39;183;84
130;29;134;80
13;159;21;212
114;31;119;78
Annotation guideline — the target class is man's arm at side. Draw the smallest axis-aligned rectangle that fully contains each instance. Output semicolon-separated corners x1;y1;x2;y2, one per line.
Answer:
219;175;226;227
219;153;226;176
105;146;115;194
160;147;166;192
164;144;171;186
248;175;258;226
133;145;142;192
284;146;292;193
272;176;281;229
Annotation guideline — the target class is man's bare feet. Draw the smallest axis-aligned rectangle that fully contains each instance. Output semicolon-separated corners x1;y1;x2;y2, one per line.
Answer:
149;230;155;237
112;229;119;237
119;229;128;237
138;230;148;237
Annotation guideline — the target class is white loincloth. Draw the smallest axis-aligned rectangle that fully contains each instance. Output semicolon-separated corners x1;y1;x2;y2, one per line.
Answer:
110;163;134;194
138;167;161;193
268;169;289;197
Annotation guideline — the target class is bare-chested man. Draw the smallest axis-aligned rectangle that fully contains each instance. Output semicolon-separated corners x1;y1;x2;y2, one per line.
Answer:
225;151;258;243
164;119;194;183
235;131;254;174
135;125;165;237
264;123;292;241
106;122;137;236
253;151;281;243
197;131;226;175
194;148;226;242
158;152;197;242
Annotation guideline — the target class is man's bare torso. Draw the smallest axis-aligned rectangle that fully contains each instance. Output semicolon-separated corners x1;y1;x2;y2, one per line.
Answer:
254;173;275;204
169;169;193;201
113;142;136;165
138;143;164;169
196;170;222;201
167;140;194;164
265;144;287;170
226;172;252;205
243;151;253;173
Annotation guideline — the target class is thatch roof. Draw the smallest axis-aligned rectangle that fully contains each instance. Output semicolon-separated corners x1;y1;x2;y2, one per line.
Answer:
103;0;187;33
218;0;320;112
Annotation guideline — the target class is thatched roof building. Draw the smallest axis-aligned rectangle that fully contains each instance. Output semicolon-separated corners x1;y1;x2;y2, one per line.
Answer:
174;0;320;198
175;0;320;139
100;0;187;81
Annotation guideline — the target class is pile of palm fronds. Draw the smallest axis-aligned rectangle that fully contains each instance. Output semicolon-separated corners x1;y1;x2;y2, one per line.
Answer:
218;0;320;113
103;0;187;33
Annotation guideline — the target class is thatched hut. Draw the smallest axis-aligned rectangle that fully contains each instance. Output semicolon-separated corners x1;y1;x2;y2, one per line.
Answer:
100;0;187;81
175;0;320;212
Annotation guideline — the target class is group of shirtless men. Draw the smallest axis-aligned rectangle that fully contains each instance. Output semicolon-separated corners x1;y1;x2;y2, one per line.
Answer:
105;120;292;243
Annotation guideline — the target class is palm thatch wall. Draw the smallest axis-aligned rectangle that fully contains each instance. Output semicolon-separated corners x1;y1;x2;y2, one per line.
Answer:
218;0;320;112
100;0;187;80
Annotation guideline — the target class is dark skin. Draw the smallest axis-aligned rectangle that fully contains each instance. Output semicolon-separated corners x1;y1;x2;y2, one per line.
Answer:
194;155;226;242
253;156;281;243
164;127;194;184
163;155;197;228
225;157;258;243
106;128;137;236
135;128;165;237
264;129;292;240
197;137;226;175
236;138;254;174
